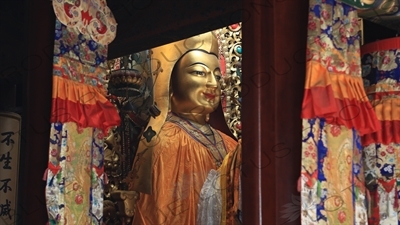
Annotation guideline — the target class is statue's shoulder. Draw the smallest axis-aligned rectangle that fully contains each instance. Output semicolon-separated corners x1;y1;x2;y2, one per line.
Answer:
154;121;188;146
215;129;238;152
159;121;184;135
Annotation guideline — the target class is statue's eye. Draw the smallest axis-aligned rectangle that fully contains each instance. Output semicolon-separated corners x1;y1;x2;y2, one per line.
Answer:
193;71;206;76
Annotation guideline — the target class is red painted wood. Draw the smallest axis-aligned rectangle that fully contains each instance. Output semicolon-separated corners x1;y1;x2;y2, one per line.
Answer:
241;0;308;224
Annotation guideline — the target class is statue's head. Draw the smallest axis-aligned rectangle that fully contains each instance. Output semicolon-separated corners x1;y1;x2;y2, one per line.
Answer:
170;49;222;115
147;32;220;127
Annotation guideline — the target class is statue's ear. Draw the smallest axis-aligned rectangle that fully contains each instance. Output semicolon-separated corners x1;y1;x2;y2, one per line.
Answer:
208;102;237;141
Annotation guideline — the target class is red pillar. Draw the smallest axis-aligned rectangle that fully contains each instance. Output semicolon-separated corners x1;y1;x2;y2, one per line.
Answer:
241;0;308;224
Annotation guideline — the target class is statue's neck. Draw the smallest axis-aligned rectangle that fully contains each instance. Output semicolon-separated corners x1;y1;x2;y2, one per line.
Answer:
171;112;208;125
171;112;215;143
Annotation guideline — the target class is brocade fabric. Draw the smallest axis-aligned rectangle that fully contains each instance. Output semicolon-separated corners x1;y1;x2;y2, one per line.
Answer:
300;1;379;224
45;19;119;225
361;38;400;224
46;122;105;225
301;118;368;224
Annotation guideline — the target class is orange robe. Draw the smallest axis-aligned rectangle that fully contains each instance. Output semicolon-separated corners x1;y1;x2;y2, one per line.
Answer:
132;120;237;225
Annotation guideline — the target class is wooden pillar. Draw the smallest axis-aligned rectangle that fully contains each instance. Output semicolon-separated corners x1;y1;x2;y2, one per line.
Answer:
241;0;308;224
18;0;54;224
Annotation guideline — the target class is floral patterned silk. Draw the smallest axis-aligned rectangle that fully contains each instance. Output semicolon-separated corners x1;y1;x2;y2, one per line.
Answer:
52;0;117;45
361;38;400;224
301;1;378;224
301;118;368;224
46;122;105;225
45;19;120;225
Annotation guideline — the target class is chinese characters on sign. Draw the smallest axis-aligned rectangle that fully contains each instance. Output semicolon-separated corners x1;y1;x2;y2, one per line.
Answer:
0;112;21;225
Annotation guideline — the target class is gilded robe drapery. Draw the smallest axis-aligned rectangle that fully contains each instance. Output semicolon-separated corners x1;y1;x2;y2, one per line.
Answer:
132;114;237;225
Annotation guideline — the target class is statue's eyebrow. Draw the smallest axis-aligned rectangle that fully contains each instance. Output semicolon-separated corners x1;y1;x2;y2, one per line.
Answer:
213;67;221;73
188;62;208;67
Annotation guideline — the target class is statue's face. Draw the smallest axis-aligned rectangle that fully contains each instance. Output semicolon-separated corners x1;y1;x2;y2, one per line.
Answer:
171;50;222;115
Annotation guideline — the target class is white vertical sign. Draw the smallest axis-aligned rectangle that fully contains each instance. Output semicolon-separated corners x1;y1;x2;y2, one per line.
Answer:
0;112;21;225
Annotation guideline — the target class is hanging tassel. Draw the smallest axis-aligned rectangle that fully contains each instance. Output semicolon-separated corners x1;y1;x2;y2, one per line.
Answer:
104;172;109;184
374;189;379;207
394;185;399;209
386;191;390;221
354;185;360;200
43;168;49;181
367;190;372;217
317;180;321;197
370;190;380;225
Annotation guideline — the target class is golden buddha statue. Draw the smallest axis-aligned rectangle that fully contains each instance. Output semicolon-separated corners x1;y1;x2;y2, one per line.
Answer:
124;32;242;225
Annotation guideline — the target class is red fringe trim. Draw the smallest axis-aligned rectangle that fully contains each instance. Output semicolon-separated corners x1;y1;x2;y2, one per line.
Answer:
362;120;400;146
51;97;121;133
302;86;381;135
362;37;400;55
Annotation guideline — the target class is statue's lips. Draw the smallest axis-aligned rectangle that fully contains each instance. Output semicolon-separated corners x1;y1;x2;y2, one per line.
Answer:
203;92;216;99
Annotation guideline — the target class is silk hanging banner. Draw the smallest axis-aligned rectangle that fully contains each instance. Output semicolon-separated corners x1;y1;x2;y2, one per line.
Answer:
0;112;21;225
52;0;118;45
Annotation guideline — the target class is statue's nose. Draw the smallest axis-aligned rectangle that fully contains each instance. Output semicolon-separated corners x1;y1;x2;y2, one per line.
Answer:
206;73;218;88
